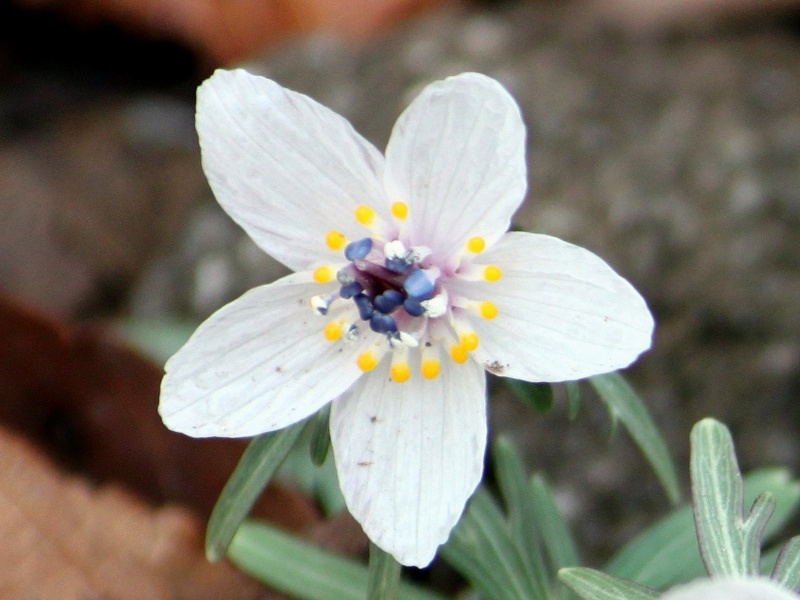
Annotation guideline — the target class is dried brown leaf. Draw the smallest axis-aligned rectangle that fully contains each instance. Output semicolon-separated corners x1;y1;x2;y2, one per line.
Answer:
12;0;447;63
0;425;280;600
0;292;320;532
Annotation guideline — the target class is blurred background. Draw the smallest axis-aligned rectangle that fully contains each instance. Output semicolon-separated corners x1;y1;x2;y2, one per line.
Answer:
1;0;799;596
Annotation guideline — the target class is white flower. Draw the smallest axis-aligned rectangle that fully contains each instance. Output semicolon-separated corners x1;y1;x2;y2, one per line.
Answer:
159;69;654;567
661;577;799;600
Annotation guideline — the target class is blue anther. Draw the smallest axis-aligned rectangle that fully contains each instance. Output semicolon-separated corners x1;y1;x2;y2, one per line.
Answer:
339;281;363;299
385;256;412;274
403;268;436;301
373;289;404;314
354;293;374;320
344;238;373;261
403;298;425;317
370;312;398;334
337;268;355;285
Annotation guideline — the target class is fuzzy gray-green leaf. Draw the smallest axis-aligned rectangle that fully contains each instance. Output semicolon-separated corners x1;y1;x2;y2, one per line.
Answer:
772;536;800;591
690;418;775;577
558;568;658;600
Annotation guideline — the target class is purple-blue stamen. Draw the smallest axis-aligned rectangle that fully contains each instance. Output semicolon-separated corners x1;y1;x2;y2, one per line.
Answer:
403;268;436;301
339;281;363;299
403;297;425;317
373;289;404;314
345;238;373;261
385;256;412;274
370;312;398;334
354;293;374;320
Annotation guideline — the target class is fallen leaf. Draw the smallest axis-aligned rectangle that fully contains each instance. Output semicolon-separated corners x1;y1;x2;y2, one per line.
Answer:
0;292;320;532
0;424;280;599
10;0;448;63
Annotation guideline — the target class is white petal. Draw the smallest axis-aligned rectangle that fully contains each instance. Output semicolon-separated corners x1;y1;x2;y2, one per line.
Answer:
330;356;487;567
197;69;387;271
160;273;365;438
384;73;527;259
450;232;654;381
662;577;798;600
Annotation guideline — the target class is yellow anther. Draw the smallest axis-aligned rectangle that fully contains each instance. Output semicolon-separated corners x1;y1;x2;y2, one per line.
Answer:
323;321;343;342
479;301;499;320
391;362;411;383
313;266;335;284
450;345;469;364
460;332;480;352
391;201;409;220
355;205;376;226
467;236;486;254
483;265;503;282
326;230;347;251
421;359;441;380
357;351;379;372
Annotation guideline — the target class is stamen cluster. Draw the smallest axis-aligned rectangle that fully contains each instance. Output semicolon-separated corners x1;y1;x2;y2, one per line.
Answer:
309;202;504;383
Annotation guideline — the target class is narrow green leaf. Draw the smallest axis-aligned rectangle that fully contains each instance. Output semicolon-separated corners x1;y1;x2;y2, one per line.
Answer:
229;520;444;600
565;381;581;420
308;404;332;466
493;437;552;600
507;379;554;413
116;317;196;365
606;468;800;589
772;537;800;591
558;568;658;600
691;418;775;577
206;421;306;561
530;475;581;571
368;543;401;600
441;489;545;600
279;447;346;517
590;372;681;505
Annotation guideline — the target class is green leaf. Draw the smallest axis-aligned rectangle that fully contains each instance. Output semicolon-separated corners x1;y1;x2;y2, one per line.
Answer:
507;379;554;413
116;317;196;365
441;489;548;600
605;468;800;589
565;381;581;420
558;568;658;600
530;475;581;572
493;437;552;600
117;318;197;365
308;404;332;466
772;536;800;591
229;520;444;600
589;372;681;505
278;445;346;517
691;418;774;577
368;543;402;600
772;536;800;592
206;421;306;561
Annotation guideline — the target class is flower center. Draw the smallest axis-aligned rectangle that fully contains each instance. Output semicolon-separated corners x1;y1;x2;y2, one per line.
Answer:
311;202;503;383
339;236;446;335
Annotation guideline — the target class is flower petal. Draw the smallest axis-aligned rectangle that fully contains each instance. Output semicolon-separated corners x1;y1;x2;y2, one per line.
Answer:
662;577;798;600
450;232;654;382
384;73;527;259
197;69;387;271
160;273;365;438
330;356;487;567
